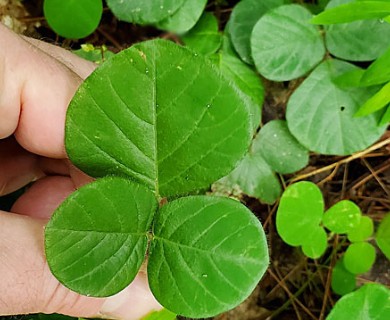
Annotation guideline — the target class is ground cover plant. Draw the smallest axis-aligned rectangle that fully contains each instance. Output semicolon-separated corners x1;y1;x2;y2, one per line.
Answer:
0;0;389;319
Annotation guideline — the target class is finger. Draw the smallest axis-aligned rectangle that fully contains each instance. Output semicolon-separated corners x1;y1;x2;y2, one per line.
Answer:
22;36;96;80
11;176;76;219
0;137;43;196
0;24;90;158
0;212;161;318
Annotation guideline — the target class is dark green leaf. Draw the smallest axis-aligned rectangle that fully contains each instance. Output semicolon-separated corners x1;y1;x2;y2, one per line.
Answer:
257;120;309;174
45;177;157;296
148;196;269;317
331;259;356;295
181;13;222;55
326;283;390;320
66;39;251;197
228;0;285;64
286;60;386;155
106;0;185;24
379;104;390;125
324;0;390;61
251;4;325;81
43;0;103;39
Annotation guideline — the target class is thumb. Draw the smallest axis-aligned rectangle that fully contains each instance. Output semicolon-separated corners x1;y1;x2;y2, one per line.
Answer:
0;212;161;319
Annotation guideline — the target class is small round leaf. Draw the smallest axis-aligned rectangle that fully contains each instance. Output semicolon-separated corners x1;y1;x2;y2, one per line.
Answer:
343;242;376;274
287;59;386;155
44;0;103;39
301;226;328;259
257;120;309;174
251;4;325;81
331;259;356;296
181;13;222;55
148;196;269;318
276;181;324;246
156;0;207;33
323;200;361;234
326;283;390;320
45;177;157;296
348;216;374;243
229;0;285;64
376;213;390;259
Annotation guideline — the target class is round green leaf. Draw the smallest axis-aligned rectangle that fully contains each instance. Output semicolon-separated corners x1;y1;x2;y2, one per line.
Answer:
142;309;176;320
156;0;207;33
276;181;324;246
45;177;157;297
348;216;374;242
301;226;328;259
213;130;282;204
325;0;390;61
181;13;222;55
229;0;285;64
106;0;185;24
66;39;251;198
376;213;390;259
257;120;309;174
331;259;356;296
326;283;390;320
43;0;103;39
323;200;361;234
287;59;386;155
251;4;325;81
213;42;264;131
148;196;269;318
343;242;376;274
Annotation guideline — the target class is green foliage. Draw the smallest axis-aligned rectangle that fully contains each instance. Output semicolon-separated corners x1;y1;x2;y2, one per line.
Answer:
326;283;390;320
45;39;268;318
73;44;115;64
214;139;282;204
155;0;207;33
65;39;251;198
331;259;356;295
343;242;376;274
356;81;390;116
276;182;325;258
324;0;390;61
181;13;222;55
142;309;176;320
45;177;156;296
229;0;285;64
148;196;269;317
311;1;390;24
347;216;374;242
257;120;309;174
376;213;390;259
360;45;390;86
43;0;103;39
286;60;386;155
323;200;361;234
106;0;185;25
251;4;325;81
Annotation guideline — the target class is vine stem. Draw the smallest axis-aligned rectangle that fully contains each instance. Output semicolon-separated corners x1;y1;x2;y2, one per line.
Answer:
290;137;390;183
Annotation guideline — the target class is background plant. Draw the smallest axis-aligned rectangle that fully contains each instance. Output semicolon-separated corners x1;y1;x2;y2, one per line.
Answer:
0;0;389;319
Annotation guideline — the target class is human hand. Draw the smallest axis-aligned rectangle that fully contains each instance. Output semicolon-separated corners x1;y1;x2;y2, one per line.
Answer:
0;23;161;319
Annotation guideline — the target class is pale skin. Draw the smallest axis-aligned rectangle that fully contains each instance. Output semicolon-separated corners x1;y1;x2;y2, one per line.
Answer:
0;24;161;319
